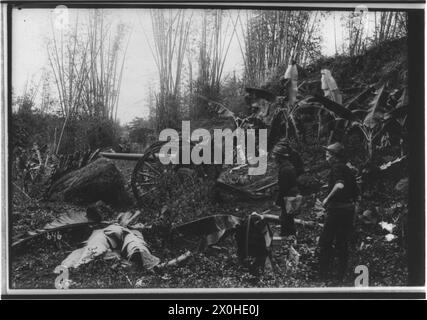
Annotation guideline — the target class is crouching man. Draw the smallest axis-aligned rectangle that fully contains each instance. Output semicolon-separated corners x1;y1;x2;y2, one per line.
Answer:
319;143;358;281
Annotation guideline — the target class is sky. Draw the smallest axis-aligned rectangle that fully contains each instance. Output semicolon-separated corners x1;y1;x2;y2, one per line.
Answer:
12;8;378;124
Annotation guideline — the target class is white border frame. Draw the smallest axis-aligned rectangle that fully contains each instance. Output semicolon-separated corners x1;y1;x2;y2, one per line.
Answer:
1;1;426;298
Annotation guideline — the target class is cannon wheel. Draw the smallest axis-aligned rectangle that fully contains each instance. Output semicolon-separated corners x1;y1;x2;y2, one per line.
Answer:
131;141;198;207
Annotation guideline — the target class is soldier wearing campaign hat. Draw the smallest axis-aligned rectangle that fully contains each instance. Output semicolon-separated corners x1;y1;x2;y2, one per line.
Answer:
319;142;359;281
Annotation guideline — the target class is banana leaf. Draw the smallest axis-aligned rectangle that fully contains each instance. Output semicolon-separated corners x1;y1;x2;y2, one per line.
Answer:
363;84;388;129
197;94;235;119
396;88;408;109
172;214;242;247
374;117;405;143
344;84;376;109
384;89;408;121
375;89;408;139
379;156;407;171
385;106;408;121
12;211;105;249
245;87;276;101
295;101;325;113
361;156;407;183
351;108;369;119
45;210;102;229
209;101;235;119
307;95;356;122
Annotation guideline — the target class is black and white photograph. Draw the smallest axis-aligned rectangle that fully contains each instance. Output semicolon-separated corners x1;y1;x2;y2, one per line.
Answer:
1;1;425;298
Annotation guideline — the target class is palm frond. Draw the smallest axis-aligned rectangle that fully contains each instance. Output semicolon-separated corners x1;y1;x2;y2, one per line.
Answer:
12;211;105;249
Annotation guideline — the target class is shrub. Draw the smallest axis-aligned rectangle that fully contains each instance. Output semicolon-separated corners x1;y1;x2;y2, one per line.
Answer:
140;168;217;226
56;116;122;154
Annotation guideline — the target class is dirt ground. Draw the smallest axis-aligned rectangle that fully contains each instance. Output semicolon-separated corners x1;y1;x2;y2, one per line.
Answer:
10;139;408;289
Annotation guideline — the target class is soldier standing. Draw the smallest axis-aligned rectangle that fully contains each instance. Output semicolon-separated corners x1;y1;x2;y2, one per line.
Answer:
319;142;359;281
271;139;303;236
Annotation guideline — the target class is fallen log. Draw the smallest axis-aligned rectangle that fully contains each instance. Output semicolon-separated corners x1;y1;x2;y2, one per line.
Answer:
47;158;131;206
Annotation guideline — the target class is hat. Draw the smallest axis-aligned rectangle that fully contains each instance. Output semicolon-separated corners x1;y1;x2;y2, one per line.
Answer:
323;142;345;158
245;87;276;102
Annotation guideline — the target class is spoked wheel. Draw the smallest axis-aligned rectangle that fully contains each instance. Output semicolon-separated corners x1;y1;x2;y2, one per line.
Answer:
131;141;198;208
131;151;165;207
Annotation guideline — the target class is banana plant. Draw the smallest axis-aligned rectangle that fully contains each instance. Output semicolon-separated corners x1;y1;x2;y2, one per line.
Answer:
382;88;408;156
310;84;376;143
269;97;323;146
359;84;389;159
270;98;303;142
307;84;406;160
12;210;106;249
12;209;143;252
172;214;242;250
198;94;264;131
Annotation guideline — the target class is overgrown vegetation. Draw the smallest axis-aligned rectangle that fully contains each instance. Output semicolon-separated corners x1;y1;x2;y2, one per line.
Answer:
10;9;411;289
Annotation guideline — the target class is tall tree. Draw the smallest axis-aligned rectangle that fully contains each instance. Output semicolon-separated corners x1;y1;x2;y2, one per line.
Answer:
241;10;321;86
148;9;192;131
82;10;130;122
47;9;129;153
192;10;237;119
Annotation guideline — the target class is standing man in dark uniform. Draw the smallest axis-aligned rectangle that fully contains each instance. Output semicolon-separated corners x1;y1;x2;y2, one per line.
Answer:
319;142;358;281
272;139;303;237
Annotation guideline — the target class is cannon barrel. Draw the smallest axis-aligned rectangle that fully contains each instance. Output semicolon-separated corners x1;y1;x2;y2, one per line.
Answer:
100;152;145;161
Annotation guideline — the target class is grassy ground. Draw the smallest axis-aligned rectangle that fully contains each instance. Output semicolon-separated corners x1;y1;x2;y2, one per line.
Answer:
10;135;408;289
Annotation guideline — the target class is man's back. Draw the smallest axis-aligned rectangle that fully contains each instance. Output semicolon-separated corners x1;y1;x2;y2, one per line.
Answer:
276;161;298;207
328;162;358;204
